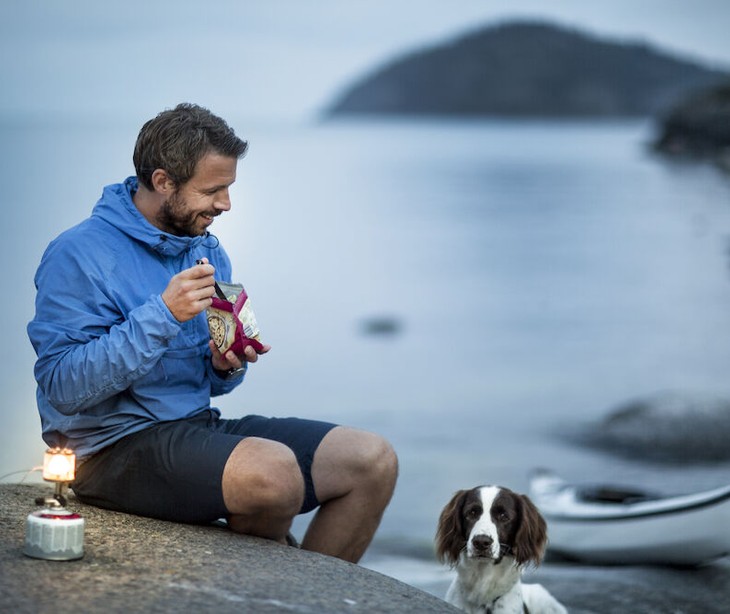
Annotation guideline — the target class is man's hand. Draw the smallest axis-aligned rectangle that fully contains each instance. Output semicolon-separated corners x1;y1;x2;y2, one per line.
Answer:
209;340;272;372
162;259;217;322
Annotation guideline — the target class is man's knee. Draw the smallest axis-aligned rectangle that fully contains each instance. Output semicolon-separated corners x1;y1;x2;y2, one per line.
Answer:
223;437;305;517
315;427;398;496
359;432;399;486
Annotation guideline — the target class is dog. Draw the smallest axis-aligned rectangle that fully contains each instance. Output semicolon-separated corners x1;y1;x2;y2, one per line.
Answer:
436;485;567;613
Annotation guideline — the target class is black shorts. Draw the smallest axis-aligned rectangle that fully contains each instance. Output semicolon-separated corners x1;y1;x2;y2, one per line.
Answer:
72;412;337;524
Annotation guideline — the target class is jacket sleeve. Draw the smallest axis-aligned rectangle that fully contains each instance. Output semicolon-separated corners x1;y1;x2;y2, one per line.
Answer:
207;360;246;397
28;239;182;416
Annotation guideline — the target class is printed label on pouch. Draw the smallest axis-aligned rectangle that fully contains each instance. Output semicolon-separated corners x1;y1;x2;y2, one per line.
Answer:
237;298;260;341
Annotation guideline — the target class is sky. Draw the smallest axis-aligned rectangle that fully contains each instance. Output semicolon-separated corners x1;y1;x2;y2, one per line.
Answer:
2;0;730;124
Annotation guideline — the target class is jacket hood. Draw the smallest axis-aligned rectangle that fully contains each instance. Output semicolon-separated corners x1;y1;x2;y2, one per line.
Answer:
91;177;209;258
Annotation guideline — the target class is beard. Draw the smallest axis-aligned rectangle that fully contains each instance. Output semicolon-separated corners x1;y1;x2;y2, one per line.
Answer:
156;190;212;237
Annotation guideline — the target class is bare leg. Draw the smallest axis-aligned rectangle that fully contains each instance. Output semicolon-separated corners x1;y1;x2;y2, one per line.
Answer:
222;437;305;542
301;427;398;562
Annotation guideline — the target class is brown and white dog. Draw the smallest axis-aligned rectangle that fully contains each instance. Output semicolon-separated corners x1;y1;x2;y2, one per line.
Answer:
436;485;567;613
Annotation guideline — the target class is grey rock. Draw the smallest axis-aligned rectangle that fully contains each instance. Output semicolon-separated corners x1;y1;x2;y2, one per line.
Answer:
0;484;457;613
579;391;730;462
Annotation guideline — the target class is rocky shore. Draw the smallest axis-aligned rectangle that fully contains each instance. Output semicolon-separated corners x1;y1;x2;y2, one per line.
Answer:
0;484;456;613
574;390;730;462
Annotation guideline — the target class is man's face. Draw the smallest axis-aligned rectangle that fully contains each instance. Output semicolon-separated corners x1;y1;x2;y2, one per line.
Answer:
157;152;238;237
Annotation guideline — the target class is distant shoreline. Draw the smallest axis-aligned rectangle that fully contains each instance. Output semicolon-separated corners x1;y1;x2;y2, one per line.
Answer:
653;81;730;172
327;20;729;121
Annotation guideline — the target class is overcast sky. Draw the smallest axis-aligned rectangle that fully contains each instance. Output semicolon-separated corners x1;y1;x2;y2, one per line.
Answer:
2;0;730;123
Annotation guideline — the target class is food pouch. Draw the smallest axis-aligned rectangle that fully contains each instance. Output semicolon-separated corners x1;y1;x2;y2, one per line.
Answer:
205;280;264;355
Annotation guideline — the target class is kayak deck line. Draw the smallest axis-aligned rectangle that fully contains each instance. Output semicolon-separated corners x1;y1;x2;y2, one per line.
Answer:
538;484;730;522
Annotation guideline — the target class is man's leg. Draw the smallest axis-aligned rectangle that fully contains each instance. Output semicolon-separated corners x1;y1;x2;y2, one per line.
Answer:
301;427;398;563
222;437;305;542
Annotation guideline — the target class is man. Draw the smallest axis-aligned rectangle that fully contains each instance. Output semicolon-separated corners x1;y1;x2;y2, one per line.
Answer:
27;103;398;563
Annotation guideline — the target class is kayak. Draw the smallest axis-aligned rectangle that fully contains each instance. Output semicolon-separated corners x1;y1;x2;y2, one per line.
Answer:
528;468;730;566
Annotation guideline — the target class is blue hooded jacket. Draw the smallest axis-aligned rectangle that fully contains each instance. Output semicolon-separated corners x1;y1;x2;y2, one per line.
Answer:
27;177;243;458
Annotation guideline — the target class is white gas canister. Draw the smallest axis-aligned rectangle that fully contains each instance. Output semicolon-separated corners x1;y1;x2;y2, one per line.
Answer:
24;508;84;561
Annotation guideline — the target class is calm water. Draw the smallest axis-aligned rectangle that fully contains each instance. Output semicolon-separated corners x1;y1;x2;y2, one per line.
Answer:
4;116;730;594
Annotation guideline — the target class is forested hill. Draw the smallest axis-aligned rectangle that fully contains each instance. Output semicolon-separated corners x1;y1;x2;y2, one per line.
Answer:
326;21;729;118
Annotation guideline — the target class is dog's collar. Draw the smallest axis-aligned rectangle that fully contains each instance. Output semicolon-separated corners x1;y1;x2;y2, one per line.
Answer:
480;596;530;614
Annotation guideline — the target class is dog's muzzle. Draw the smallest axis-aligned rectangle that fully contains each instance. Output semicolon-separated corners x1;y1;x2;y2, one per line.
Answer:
469;534;499;559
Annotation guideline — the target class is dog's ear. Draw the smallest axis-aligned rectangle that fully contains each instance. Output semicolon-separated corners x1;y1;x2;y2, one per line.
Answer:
436;489;468;566
513;493;548;567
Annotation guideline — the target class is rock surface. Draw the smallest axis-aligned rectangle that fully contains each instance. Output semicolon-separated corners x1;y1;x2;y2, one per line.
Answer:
0;484;456;613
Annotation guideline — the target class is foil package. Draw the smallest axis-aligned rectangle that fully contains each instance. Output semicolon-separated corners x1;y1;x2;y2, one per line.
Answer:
205;281;264;355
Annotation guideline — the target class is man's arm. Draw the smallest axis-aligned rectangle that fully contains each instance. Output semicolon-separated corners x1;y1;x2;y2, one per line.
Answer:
30;294;181;416
29;245;217;416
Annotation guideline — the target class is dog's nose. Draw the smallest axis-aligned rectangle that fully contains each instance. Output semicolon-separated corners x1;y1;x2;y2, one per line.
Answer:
471;535;493;552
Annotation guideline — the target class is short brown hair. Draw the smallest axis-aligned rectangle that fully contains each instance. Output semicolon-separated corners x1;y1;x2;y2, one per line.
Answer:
133;103;248;190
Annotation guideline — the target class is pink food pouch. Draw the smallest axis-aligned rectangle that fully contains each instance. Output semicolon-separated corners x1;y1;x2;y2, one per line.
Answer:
205;280;264;355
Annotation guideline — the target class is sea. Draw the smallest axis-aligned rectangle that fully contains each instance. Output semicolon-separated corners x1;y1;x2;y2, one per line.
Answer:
3;115;730;599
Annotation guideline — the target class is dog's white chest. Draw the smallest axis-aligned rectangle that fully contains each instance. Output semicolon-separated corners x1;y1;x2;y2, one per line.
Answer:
447;561;524;613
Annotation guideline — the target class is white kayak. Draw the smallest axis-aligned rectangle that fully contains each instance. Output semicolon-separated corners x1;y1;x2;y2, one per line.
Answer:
528;469;730;566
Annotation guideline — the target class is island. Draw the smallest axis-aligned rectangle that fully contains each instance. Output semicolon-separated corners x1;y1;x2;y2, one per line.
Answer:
326;21;729;119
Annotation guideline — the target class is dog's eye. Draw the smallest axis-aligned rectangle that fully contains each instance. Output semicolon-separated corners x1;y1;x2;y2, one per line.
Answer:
493;508;511;522
466;506;482;518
